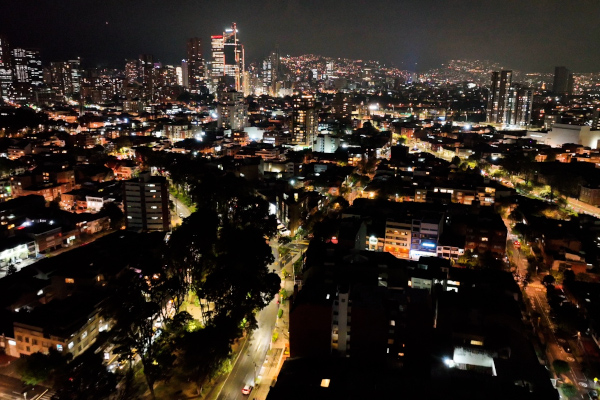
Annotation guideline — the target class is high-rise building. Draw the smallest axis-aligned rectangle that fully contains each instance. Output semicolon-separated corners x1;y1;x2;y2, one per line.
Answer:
486;70;512;124
262;47;280;96
0;36;13;99
553;66;573;95
181;60;189;88
211;23;244;92
216;90;248;131
138;54;154;100
291;93;318;147
186;37;205;93
486;71;532;126
124;59;139;84
48;60;81;98
123;172;170;232
512;87;533;127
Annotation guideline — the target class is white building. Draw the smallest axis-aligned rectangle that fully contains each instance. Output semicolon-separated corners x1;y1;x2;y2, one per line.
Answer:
313;134;341;153
544;123;600;149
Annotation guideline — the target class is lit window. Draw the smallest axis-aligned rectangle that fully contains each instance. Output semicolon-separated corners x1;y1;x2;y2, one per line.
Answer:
470;340;484;346
56;344;63;351
481;237;488;242
321;379;330;388
68;342;74;349
65;278;75;284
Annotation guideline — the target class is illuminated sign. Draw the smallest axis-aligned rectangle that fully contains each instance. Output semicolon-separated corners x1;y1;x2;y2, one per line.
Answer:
422;242;436;248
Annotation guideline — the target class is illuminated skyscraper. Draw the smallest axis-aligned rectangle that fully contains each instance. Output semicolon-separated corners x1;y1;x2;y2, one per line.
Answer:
486;70;512;124
291;93;318;147
125;59;139;84
138;54;154;100
211;23;244;92
48;59;81;98
486;71;532;126
262;47;280;96
0;36;13;99
11;48;41;102
186;37;205;93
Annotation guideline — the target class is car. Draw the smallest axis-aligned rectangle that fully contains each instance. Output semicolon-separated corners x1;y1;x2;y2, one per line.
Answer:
589;390;599;400
241;385;253;395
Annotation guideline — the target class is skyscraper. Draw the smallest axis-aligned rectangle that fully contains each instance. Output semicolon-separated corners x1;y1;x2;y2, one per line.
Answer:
486;71;532;126
138;54;154;100
211;23;244;92
124;59;139;84
291;93;318;147
486;70;512;124
553;66;573;95
186;37;205;93
262;47;280;96
0;36;13;99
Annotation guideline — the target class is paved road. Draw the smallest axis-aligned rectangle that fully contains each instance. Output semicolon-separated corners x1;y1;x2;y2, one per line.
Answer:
0;374;51;400
170;195;193;227
526;280;591;398
215;243;282;400
567;197;600;219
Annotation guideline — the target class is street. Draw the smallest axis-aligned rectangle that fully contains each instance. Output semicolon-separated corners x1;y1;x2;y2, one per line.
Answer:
215;241;282;400
0;374;51;400
170;195;192;226
216;300;279;400
504;215;595;398
525;280;591;399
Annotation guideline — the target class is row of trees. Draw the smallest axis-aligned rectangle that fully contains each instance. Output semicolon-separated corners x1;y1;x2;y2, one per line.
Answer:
101;170;280;398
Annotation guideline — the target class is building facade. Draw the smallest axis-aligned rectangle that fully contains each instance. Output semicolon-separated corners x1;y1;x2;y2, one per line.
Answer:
187;37;205;93
291;93;318;147
123;172;170;232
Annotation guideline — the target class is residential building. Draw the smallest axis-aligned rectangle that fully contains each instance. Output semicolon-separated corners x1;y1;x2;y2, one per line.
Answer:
123;172;170;232
217;90;248;131
291;93;318;147
13;295;106;358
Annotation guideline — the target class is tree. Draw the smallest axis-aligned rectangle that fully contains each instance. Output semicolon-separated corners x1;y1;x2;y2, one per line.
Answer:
99;202;124;230
542;274;555;286
197;225;280;330
103;268;176;400
18;348;70;386
561;383;577;398
176;325;232;394
53;349;117;400
6;264;17;275
457;250;478;268
553;359;571;375
115;136;132;152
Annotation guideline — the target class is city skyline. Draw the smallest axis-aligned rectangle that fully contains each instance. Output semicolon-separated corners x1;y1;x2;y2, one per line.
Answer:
2;0;600;72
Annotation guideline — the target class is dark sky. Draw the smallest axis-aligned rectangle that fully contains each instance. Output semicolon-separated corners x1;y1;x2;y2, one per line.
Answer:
1;0;599;72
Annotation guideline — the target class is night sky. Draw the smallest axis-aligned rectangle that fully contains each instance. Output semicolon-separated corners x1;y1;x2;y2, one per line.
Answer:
1;0;599;72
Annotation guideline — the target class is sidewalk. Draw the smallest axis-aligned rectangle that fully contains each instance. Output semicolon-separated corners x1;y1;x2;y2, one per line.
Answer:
251;253;299;400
